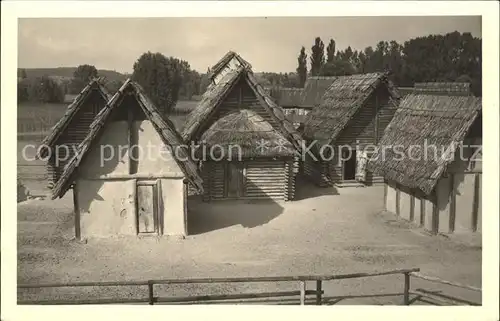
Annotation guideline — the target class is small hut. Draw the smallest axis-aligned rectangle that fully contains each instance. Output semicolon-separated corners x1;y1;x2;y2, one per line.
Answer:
51;79;203;239
302;72;401;187
182;52;303;201
367;91;482;235
37;78;110;189
271;76;337;128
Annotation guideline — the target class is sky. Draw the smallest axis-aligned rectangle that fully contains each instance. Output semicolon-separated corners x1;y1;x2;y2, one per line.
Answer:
18;16;481;74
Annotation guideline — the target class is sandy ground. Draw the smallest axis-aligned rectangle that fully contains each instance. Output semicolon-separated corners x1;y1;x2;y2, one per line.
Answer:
17;181;482;305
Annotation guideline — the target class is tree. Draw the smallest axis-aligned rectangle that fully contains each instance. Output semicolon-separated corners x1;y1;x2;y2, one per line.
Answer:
71;64;99;94
326;39;336;64
18;78;30;102
132;52;183;116
18;68;27;79
104;79;125;94
320;60;355;77
296;46;308;87
27;76;65;103
310;37;325;76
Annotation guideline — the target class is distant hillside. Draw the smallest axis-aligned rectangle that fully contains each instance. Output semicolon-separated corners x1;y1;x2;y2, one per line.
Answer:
23;67;128;82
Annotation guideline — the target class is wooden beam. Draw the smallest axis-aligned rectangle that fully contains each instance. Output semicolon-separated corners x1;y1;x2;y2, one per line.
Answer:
395;183;401;216
127;103;134;174
73;183;81;240
449;174;456;233
472;173;480;232
299;281;306;305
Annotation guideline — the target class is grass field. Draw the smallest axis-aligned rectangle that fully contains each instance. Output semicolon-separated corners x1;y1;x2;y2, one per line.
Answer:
17;184;481;304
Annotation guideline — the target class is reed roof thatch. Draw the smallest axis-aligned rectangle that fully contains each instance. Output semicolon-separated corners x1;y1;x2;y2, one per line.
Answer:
37;78;111;159
366;93;482;195
413;82;471;96
200;109;295;159
182;63;303;154
51;79;203;199
303;72;400;145
272;76;337;109
208;51;252;81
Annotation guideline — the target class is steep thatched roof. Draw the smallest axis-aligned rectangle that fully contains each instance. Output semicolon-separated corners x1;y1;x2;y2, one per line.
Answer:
273;88;304;108
301;76;337;107
200;109;295;158
303;72;400;145
272;76;337;109
208;51;252;81
366;94;482;195
182;65;303;154
51;79;203;199
37;78;111;159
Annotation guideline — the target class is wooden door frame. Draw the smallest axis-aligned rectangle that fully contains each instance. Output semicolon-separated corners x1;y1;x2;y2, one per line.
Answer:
135;180;161;236
341;147;357;181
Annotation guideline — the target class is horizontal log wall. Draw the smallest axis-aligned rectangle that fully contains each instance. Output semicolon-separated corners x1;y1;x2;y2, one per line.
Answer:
245;161;286;199
202;159;293;201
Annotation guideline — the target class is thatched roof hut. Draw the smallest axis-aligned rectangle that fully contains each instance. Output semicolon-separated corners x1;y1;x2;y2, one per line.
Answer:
183;51;302;201
182;66;303;153
37;78;110;159
200;109;295;159
303;72;400;146
366;94;482;195
51;79;203;199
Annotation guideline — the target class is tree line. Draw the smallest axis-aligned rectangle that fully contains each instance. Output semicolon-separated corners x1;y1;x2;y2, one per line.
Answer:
276;31;481;96
18;30;481;111
18;57;210;109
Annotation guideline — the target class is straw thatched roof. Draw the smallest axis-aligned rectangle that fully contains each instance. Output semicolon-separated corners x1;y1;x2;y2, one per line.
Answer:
366;94;482;195
37;78;111;159
208;51;252;81
301;76;337;107
413;82;471;96
51;79;203;199
303;72;400;145
272;76;337;109
200;109;295;159
273;88;304;108
182;65;303;153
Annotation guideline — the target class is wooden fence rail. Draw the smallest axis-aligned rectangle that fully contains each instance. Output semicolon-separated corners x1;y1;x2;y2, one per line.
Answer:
18;268;421;305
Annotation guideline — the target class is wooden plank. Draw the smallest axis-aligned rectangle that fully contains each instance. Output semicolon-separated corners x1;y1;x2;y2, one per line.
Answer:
137;184;157;234
410;193;415;222
299;281;306;305
316;280;322;305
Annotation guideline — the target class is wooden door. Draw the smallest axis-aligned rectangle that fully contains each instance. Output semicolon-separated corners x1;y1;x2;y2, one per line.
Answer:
136;183;158;234
226;163;244;198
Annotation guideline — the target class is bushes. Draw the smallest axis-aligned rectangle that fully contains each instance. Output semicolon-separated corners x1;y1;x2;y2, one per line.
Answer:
18;76;65;104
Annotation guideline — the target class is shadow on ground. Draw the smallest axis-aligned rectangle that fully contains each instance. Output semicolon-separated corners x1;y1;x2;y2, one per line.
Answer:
294;176;339;201
187;197;284;235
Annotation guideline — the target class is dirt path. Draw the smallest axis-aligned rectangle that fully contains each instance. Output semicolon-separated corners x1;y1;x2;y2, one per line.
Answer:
17;184;481;304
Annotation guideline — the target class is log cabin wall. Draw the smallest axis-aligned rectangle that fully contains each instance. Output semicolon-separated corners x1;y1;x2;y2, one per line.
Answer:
202;158;294;201
47;89;108;189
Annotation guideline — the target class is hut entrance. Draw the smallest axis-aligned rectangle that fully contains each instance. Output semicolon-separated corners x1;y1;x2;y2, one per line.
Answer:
226;163;245;198
136;182;159;235
343;149;357;181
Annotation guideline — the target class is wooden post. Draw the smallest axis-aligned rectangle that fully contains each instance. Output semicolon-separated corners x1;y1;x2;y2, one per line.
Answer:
299;281;306;305
395;183;401;216
449;174;456;233
73;183;81;241
403;272;410;305
315;280;322;305
148;282;154;305
472;173;480;232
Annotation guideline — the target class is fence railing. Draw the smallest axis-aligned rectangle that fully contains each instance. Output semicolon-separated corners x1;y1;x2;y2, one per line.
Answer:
19;268;421;305
17;268;482;306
